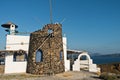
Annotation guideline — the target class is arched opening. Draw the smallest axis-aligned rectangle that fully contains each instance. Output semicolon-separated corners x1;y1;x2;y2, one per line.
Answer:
36;49;43;62
78;53;90;61
78;53;90;71
80;55;87;60
73;52;91;71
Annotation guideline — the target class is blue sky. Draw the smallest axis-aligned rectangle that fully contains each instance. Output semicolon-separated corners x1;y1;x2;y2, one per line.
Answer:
0;0;120;54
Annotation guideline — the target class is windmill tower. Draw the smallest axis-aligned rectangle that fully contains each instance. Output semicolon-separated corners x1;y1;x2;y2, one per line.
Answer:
1;22;18;35
27;0;65;75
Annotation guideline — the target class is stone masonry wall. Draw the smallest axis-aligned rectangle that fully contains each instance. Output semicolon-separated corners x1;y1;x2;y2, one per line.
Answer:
27;24;65;75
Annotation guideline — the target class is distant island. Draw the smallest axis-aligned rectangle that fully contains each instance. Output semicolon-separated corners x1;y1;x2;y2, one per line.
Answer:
91;53;120;57
99;53;120;57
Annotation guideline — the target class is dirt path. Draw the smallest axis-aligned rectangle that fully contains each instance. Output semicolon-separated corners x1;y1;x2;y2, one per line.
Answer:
0;71;101;80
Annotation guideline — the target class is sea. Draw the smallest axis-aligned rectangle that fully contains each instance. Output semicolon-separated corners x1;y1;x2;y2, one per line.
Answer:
91;56;120;64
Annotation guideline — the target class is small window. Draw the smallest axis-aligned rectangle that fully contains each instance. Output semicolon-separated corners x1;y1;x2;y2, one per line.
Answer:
60;51;63;60
13;52;27;62
36;49;43;62
48;29;53;34
0;53;5;65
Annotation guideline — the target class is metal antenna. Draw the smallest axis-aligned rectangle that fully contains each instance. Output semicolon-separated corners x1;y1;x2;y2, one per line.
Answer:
61;18;66;24
49;0;53;24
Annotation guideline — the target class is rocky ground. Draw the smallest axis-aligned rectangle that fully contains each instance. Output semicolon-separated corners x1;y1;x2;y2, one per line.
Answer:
0;71;101;80
98;63;120;80
98;63;120;74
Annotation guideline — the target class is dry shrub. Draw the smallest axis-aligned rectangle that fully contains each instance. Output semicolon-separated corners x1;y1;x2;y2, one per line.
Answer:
99;72;118;80
96;71;101;76
62;73;72;77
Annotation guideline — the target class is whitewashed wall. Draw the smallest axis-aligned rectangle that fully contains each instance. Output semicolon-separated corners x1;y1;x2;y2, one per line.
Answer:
5;35;30;74
6;35;30;52
73;52;100;73
5;54;27;73
63;37;70;71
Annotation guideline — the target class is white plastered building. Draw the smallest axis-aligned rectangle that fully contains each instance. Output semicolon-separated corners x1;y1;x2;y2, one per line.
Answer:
4;35;29;73
4;34;69;73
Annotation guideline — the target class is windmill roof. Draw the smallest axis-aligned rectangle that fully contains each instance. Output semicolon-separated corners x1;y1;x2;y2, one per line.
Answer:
1;22;18;28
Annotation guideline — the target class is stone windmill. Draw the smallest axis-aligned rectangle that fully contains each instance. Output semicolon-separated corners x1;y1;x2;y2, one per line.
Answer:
27;0;65;75
27;23;64;75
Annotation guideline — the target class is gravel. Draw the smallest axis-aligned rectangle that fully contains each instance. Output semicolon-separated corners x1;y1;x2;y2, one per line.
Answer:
0;71;102;80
